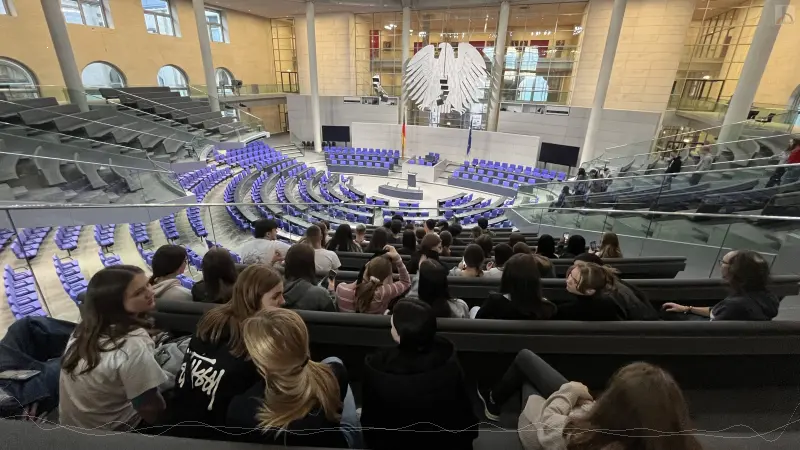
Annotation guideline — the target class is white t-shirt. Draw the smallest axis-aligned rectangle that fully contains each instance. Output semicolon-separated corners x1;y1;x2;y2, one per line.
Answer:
59;328;169;430
237;238;291;265
314;248;341;272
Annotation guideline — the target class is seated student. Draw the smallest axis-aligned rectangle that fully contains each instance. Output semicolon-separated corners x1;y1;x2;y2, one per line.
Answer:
149;244;192;302
474;254;557;321
477;217;495;237
315;220;330;248
439;230;453;257
361;298;479;450
424;218;437;234
475;234;494;270
573;253;659;320
418;260;469;318
535;234;558;259
59;266;168;431
415;227;426;242
513;242;533;254
191;248;238;304
170;265;285;436
596;232;623;258
283;244;337;312
558;234;586;259
306;225;341;273
227;309;362;448
437;220;450;233
326;224;363;253
408;233;443;274
470;226;483;241
554;262;626;321
237;218;291;265
449;223;466;246
517;361;701;450
354;223;369;247
508;232;526;248
366;227;390;253
337;246;411;314
449;244;485;277
533;254;556;279
662;249;779;321
389;220;404;243
397;230;417;255
486;243;513;278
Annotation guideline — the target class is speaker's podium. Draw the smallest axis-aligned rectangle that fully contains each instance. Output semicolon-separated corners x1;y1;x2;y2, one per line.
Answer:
407;172;417;188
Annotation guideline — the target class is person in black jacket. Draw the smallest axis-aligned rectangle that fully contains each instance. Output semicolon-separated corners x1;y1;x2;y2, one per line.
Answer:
558;234;586;259
573;253;659;320
191;248;238;303
663;150;683;189
361;298;479;450
555;262;626;321
398;230;417;255
475;253;557;320
662;249;779;321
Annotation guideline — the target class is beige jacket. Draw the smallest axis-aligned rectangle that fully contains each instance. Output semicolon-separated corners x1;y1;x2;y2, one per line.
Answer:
518;382;594;450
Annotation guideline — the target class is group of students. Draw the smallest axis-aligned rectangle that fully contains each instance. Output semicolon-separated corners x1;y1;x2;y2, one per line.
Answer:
56;259;706;450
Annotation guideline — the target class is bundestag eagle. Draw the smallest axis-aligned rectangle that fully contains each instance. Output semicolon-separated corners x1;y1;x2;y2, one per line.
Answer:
405;42;488;113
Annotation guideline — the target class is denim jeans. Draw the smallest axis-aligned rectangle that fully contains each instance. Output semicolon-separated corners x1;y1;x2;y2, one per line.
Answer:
491;349;568;408
322;356;363;449
0;317;75;412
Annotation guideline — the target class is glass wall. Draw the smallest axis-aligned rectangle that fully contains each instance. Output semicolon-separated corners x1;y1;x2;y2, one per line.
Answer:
669;0;763;112
354;3;586;130
501;3;586;105
272;18;299;93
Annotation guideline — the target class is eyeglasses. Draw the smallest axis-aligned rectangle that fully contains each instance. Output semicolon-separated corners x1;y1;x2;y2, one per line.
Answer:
719;259;730;265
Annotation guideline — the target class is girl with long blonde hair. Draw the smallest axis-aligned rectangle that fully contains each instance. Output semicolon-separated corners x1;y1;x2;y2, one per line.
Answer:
226;309;362;448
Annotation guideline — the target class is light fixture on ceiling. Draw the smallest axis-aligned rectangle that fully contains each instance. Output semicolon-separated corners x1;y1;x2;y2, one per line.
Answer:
573;25;583;35
384;23;397;30
702;75;711;79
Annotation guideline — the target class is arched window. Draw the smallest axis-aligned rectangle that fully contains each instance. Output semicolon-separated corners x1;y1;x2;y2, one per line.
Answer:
0;58;39;100
157;64;188;96
81;62;126;89
215;67;234;95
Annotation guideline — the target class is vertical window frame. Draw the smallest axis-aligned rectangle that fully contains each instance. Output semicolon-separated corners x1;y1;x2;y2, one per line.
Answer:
61;0;109;27
205;8;227;43
142;0;176;37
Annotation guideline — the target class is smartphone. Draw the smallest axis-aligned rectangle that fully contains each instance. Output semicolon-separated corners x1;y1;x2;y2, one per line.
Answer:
562;232;570;241
590;241;597;251
328;269;337;280
0;370;40;381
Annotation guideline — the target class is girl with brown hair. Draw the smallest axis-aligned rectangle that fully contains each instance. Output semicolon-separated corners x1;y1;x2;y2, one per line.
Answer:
60;265;168;431
596;232;623;259
149;244;192;302
170;265;284;436
337;245;410;314
518;361;701;450
227;309;362;448
554;262;626;321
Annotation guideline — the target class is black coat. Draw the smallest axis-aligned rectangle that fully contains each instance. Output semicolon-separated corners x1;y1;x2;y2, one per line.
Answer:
361;336;479;450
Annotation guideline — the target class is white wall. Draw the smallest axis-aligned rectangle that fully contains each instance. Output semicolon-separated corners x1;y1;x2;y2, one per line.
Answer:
351;123;542;167
498;107;661;160
287;95;398;141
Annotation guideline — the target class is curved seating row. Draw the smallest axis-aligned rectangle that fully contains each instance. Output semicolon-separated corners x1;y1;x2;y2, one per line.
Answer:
12;227;51;260
99;250;121;267
334;252;687;279
468;158;566;181
215;141;278;165
52;255;87;304
325;147;400;159
129;223;149;245
153;299;800;390
4;265;46;319
366;196;389;206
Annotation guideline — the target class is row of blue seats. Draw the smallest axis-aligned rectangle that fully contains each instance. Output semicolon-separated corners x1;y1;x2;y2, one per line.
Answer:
451;171;525;189
160;214;179;241
94;224;115;249
324;147;400;157
130;223;149;245
52;255;86;304
55;225;81;252
327;159;395;169
407;152;441;166
4;265;47;319
440;193;475;208
204;240;241;263
12;227;51;260
468;159;567;181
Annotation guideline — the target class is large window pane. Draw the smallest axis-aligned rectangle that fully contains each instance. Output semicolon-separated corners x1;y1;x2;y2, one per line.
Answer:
142;0;169;14
82;62;125;88
144;14;158;33
157;65;189;96
156;14;174;36
210;25;223;42
81;2;106;27
0;58;39;100
61;0;83;24
205;9;220;24
0;0;8;15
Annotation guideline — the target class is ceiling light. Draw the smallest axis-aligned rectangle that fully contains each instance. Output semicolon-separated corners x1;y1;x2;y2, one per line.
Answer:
702;75;711;79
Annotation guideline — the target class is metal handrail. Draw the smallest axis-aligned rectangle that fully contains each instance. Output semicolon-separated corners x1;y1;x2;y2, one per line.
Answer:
0;201;797;223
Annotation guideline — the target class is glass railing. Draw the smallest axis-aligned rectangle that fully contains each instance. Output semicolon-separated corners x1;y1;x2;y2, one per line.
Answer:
189;84;292;97
583;113;798;172
1;197;797;325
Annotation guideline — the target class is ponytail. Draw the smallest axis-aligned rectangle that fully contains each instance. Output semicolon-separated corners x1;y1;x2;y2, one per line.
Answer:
355;277;381;313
